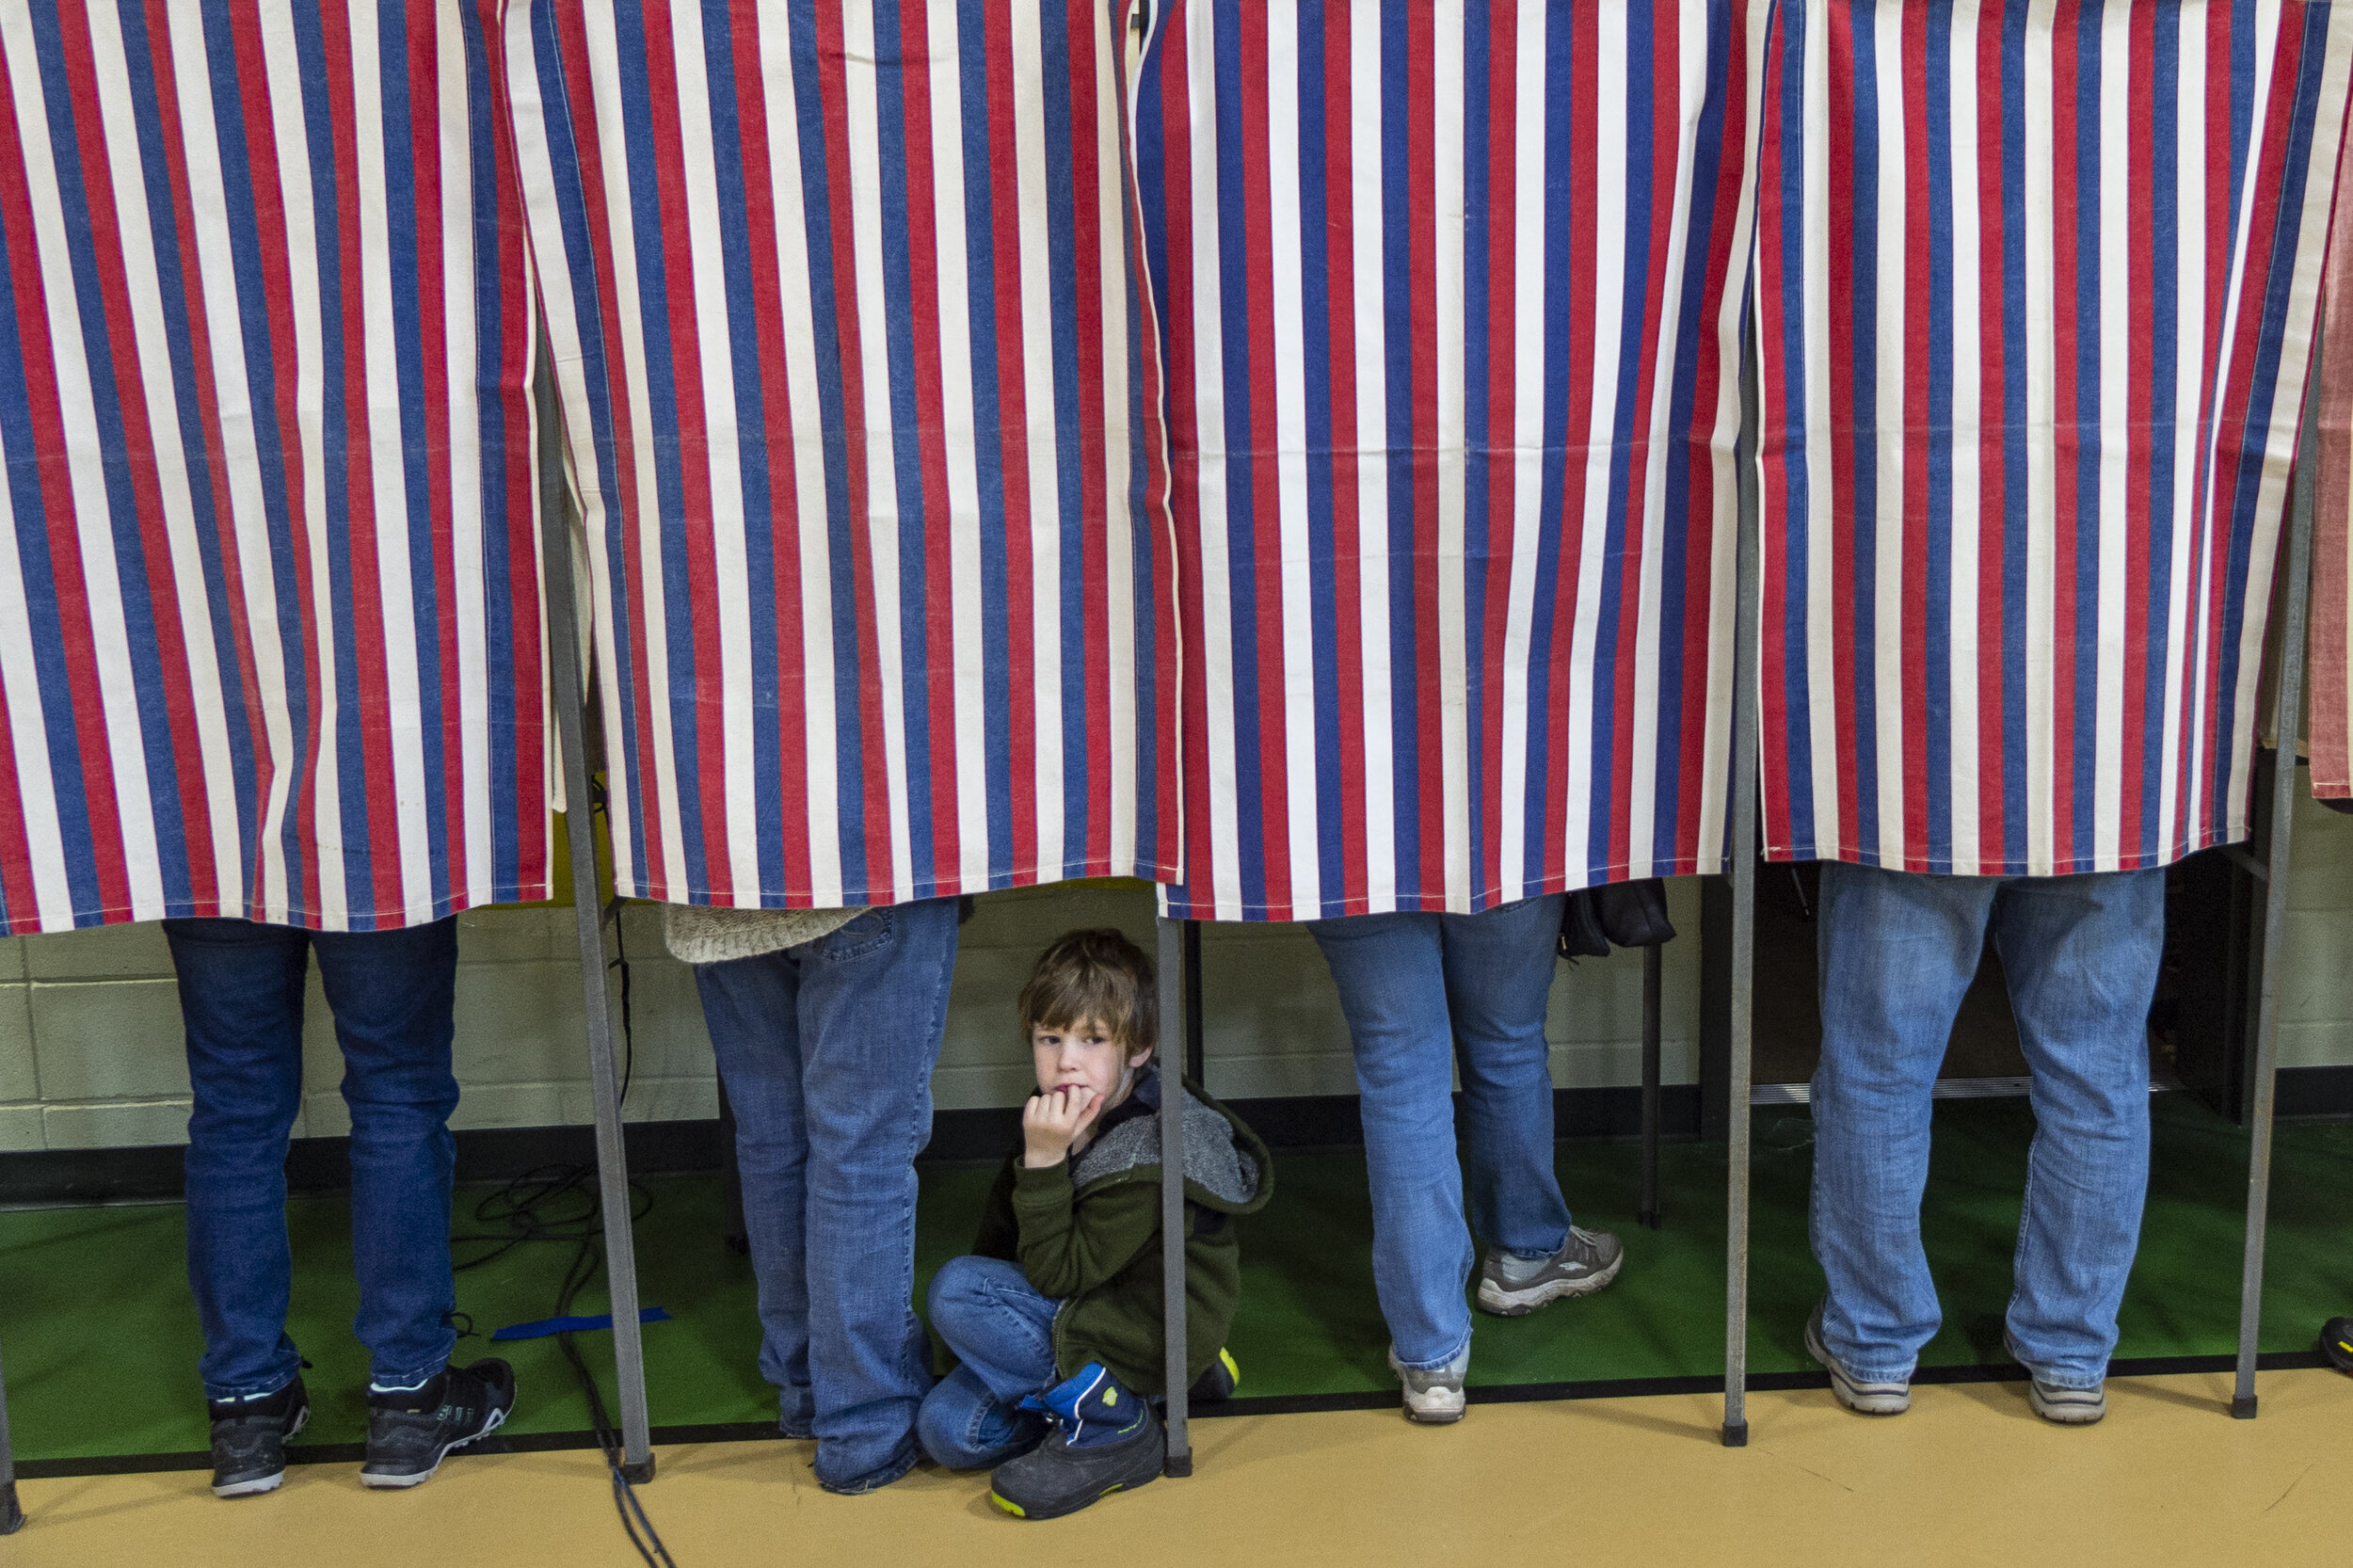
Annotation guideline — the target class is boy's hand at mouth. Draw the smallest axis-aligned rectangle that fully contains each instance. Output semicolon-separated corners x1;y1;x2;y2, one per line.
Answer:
1023;1083;1107;1169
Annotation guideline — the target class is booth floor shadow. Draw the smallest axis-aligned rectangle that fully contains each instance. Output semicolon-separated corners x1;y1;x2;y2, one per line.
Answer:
3;1095;2349;1465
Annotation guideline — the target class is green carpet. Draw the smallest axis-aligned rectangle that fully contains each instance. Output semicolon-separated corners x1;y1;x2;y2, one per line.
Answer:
4;1096;2349;1462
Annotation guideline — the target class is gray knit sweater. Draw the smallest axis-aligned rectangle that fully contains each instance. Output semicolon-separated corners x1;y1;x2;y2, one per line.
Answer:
661;903;866;967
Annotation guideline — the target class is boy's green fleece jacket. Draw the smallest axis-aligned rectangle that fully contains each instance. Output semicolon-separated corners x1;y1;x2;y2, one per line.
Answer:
970;1069;1273;1396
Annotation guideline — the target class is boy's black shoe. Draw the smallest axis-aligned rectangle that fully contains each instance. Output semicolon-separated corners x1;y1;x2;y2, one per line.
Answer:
1188;1347;1241;1403
208;1376;311;1498
360;1359;515;1490
989;1364;1163;1520
2321;1317;2353;1375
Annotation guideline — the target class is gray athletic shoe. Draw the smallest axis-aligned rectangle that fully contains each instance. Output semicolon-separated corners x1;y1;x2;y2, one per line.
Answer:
1805;1303;1912;1416
1388;1346;1469;1425
2005;1331;2106;1425
1475;1226;1625;1317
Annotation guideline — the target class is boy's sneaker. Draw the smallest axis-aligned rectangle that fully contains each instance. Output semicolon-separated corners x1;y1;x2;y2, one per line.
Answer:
1805;1303;1911;1416
989;1364;1163;1520
2003;1331;2105;1426
2320;1317;2353;1375
1388;1345;1468;1425
360;1359;516;1489
1189;1347;1241;1403
208;1377;311;1498
1476;1226;1625;1317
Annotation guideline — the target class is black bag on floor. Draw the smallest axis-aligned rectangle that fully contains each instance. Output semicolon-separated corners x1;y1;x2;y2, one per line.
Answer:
1557;878;1676;962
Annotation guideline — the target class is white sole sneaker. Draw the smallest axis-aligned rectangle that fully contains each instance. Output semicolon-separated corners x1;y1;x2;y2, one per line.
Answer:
2005;1333;2106;1425
2023;1380;2106;1425
1805;1308;1912;1416
1475;1251;1625;1317
1387;1351;1467;1425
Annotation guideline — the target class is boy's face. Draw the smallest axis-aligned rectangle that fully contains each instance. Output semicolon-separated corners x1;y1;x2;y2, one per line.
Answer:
1031;1016;1153;1113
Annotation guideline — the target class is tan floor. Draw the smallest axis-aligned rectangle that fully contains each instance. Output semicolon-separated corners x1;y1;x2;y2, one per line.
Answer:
8;1369;2352;1568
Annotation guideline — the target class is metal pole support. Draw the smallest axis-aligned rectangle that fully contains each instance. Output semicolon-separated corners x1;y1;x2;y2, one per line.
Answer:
1722;309;1763;1450
0;1334;22;1535
1640;943;1663;1230
536;358;657;1481
2232;376;2319;1420
1159;918;1194;1476
1183;920;1207;1084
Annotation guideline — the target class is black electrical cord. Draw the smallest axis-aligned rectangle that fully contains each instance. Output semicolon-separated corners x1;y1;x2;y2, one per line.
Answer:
452;1167;676;1567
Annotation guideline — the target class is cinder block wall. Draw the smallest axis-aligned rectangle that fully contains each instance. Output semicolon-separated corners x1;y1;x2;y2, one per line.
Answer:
12;784;2352;1156
0;880;1703;1153
2280;781;2353;1072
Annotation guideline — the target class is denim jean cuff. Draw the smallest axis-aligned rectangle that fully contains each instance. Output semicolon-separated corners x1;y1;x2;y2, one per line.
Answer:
1393;1331;1473;1375
816;1437;921;1496
1843;1356;1916;1384
203;1369;303;1404
369;1354;453;1392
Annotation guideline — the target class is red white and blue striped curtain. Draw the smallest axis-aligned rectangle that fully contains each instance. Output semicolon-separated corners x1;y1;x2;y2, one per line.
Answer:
504;0;1181;910
2311;130;2353;801
1131;0;1766;921
1757;0;2353;876
0;2;550;936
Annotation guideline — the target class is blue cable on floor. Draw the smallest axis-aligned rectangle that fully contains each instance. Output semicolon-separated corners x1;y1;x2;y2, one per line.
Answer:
491;1307;672;1343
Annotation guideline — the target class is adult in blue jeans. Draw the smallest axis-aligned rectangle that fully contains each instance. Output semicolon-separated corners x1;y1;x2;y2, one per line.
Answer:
1307;894;1624;1424
672;896;961;1493
1803;861;2165;1427
165;916;514;1501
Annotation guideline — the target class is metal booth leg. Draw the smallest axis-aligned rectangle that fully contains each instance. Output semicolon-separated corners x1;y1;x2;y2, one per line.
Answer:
2233;379;2319;1420
1159;918;1194;1476
1722;312;1763;1450
1640;943;1663;1231
0;1334;22;1534
1184;920;1207;1083
537;359;657;1481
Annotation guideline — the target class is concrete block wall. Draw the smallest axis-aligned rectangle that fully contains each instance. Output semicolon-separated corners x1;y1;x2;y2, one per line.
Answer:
12;789;2353;1155
2278;775;2353;1071
0;880;1703;1153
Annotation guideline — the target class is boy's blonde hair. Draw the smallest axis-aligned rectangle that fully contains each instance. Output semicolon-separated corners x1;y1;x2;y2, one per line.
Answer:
1018;929;1158;1057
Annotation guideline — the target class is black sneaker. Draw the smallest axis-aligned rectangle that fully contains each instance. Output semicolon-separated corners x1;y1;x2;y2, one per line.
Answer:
208;1377;311;1498
2320;1317;2353;1375
1188;1348;1241;1403
989;1364;1163;1520
360;1360;515;1490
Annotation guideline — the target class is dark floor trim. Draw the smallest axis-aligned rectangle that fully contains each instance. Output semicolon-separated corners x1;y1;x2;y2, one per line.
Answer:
0;1086;1701;1206
18;1350;2332;1480
2281;1064;2353;1119
8;1067;2338;1205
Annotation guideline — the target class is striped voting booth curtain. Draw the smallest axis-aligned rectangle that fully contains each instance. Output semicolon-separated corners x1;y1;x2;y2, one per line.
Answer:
0;2;549;936
504;0;1181;909
1756;0;2353;876
1133;0;1767;922
2312;133;2353;801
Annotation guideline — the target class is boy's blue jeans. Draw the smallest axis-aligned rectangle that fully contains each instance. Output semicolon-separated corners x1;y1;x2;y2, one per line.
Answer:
917;1255;1062;1469
1811;861;2164;1389
1306;895;1575;1371
691;898;960;1494
165;916;462;1401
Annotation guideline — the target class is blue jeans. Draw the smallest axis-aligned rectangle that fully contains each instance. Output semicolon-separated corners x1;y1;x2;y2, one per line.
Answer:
1307;895;1574;1370
916;1255;1061;1469
1811;861;2164;1388
693;898;960;1493
165;916;462;1401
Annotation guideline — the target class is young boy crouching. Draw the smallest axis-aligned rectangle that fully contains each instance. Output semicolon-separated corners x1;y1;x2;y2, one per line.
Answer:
917;928;1273;1519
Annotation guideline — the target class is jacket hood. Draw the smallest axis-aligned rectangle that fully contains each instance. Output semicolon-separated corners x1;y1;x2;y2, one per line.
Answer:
1067;1069;1272;1216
